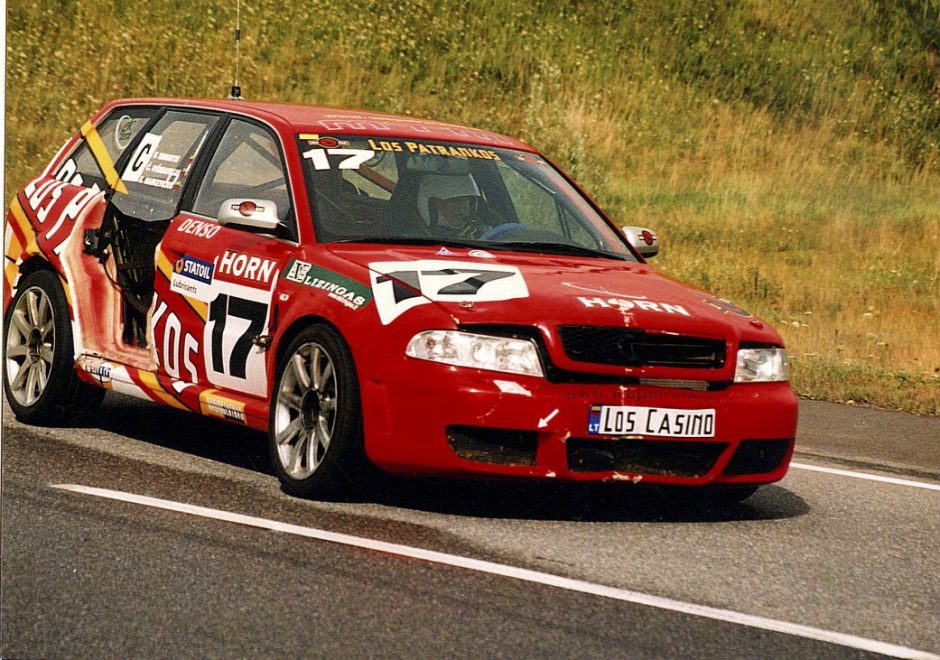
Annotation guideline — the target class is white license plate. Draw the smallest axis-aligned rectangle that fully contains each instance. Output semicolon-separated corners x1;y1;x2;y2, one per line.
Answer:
587;405;716;438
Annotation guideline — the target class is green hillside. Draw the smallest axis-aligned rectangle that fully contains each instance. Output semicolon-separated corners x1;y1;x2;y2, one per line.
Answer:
6;0;940;413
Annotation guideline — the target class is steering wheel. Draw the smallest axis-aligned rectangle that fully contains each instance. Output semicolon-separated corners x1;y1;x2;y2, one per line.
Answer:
479;223;527;241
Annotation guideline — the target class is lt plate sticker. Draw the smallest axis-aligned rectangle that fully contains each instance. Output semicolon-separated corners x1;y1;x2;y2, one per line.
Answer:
588;405;716;438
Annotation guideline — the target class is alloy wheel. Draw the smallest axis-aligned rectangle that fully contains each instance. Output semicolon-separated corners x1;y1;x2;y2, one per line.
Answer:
273;342;337;479
5;286;56;407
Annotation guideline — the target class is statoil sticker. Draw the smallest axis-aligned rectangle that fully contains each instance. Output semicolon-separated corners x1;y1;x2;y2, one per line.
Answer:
170;255;215;302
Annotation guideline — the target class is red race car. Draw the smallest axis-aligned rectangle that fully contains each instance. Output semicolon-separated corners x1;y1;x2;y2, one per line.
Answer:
4;98;797;499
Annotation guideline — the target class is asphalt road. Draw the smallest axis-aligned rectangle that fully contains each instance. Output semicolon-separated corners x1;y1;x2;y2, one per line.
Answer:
2;394;938;658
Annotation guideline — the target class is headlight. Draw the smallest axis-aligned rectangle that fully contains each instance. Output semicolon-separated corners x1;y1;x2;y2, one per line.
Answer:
734;347;790;383
406;330;544;377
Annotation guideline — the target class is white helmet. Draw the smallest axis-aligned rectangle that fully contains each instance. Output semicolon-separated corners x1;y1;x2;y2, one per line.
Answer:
417;174;480;225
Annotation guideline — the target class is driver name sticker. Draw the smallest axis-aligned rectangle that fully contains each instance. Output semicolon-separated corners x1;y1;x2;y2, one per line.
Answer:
369;259;528;325
366;139;501;160
122;132;184;189
122;132;161;183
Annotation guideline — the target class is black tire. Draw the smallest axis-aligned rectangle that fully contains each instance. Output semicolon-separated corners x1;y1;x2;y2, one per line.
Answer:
268;324;366;499
3;269;105;425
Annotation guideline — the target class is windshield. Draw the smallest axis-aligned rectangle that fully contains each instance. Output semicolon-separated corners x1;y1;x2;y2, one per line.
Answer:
297;135;636;260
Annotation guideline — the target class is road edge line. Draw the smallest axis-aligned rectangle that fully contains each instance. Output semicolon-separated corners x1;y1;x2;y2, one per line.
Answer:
52;483;939;660
790;462;940;491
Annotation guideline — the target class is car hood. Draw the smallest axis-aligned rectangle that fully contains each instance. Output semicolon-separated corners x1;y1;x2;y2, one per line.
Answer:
323;244;783;346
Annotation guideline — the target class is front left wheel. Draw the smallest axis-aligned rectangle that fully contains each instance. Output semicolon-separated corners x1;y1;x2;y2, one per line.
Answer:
269;324;366;499
3;269;104;424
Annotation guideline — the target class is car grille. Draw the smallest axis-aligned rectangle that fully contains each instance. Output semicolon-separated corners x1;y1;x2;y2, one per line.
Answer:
446;426;538;466
567;437;728;476
722;439;793;475
557;326;725;369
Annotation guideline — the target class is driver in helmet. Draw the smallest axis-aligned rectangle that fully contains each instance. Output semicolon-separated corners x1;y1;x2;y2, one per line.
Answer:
417;173;491;239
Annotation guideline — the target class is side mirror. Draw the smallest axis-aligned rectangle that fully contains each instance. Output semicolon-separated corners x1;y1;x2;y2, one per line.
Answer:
218;198;280;232
620;226;659;258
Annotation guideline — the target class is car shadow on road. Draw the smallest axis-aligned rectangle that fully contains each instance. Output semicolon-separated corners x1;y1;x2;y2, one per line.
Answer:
366;478;811;523
79;393;274;476
68;393;810;524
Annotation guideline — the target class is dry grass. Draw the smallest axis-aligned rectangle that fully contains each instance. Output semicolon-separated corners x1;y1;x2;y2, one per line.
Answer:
6;0;939;413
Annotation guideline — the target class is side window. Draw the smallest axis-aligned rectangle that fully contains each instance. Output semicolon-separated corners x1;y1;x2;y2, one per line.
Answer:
114;110;219;222
191;119;293;233
55;107;157;189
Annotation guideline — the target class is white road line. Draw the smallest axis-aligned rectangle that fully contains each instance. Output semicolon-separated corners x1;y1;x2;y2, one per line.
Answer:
791;462;940;491
53;483;938;660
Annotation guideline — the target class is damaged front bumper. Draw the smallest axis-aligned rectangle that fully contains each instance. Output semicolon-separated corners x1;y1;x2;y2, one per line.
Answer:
360;360;798;485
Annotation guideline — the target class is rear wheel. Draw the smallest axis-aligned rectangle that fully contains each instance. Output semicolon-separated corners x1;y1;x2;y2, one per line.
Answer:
269;325;365;499
3;270;104;424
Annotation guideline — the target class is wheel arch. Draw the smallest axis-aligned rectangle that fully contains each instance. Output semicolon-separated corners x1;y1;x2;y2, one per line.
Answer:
267;313;373;498
3;264;105;423
273;314;351;377
17;255;57;280
5;256;59;314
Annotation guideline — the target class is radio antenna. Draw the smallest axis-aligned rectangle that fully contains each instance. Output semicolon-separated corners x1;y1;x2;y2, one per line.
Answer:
229;0;242;99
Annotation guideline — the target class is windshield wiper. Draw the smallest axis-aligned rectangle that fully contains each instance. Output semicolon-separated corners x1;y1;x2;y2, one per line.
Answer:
330;237;630;260
331;236;481;248
482;241;628;260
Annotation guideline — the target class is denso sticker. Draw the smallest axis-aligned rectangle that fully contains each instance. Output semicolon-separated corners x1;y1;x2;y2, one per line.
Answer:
588;404;715;438
577;296;691;316
283;259;372;311
177;217;222;240
369;260;528;324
